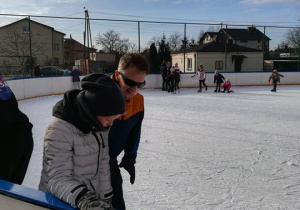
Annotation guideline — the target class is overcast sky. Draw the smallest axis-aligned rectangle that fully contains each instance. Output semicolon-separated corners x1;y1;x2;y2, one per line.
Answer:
0;0;299;50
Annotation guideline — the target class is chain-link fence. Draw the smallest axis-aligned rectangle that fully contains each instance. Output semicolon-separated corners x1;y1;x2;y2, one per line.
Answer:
0;13;299;76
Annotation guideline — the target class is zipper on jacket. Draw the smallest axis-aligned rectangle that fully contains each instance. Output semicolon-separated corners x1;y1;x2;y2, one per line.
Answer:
92;131;102;176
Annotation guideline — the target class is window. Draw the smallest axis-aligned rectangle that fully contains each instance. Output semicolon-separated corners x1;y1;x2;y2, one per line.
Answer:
23;26;30;33
53;44;59;51
187;58;192;69
215;61;223;70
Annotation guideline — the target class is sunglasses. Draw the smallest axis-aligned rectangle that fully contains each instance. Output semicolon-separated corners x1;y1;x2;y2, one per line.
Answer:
118;71;146;88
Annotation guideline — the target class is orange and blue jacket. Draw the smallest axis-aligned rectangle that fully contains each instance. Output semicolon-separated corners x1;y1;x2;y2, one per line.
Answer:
108;77;144;168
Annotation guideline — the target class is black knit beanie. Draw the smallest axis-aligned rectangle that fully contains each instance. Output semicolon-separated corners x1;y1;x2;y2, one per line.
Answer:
81;73;125;116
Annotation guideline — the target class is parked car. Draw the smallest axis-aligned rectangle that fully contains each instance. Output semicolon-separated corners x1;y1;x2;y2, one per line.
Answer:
40;66;64;75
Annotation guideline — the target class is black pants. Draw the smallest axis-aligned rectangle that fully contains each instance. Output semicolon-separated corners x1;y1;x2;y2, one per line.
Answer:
111;166;126;210
0;128;33;185
162;76;167;90
215;83;221;91
272;81;278;91
199;80;207;91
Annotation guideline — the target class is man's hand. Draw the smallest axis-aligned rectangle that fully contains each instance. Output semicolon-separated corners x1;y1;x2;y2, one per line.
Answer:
119;156;135;184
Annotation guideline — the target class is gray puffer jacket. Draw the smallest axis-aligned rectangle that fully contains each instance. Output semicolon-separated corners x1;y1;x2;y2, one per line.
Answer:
39;89;113;208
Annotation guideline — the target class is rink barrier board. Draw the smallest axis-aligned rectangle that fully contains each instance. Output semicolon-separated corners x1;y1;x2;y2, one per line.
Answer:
0;179;76;210
5;71;300;100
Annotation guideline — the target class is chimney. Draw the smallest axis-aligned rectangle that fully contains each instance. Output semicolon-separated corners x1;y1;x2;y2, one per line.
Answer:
248;26;256;33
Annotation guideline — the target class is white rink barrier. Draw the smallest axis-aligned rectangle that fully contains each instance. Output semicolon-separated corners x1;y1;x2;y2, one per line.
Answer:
5;72;300;100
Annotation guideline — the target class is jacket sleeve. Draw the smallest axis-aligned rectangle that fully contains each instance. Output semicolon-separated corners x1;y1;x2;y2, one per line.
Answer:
221;74;225;81
123;110;144;163
42;120;87;208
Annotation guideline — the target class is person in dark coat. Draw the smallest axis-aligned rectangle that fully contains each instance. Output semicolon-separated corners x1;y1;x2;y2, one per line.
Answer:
70;65;81;89
33;65;41;76
0;75;33;185
160;60;168;91
213;70;225;92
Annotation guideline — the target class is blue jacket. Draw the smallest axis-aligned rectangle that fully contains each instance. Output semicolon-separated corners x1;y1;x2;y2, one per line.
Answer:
108;92;144;168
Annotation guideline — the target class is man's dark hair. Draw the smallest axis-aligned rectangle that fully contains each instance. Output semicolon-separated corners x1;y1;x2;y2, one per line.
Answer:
118;53;150;74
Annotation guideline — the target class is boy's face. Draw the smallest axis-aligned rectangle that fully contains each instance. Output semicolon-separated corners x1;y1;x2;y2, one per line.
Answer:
114;67;146;99
96;114;120;127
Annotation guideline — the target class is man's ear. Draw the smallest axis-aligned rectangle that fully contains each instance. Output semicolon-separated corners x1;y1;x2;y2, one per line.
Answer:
114;70;120;81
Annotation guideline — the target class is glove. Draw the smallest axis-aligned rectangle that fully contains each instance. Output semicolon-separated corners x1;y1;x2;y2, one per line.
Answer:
203;78;206;81
77;191;112;210
119;156;135;184
268;80;270;83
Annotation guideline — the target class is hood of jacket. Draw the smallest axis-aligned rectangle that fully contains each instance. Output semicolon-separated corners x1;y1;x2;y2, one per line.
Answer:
53;89;108;134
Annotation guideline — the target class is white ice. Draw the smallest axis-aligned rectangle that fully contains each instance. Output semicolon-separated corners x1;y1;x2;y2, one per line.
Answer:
19;85;300;210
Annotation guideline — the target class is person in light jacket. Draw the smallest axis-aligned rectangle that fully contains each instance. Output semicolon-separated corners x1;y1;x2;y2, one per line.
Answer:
191;64;208;92
39;73;126;210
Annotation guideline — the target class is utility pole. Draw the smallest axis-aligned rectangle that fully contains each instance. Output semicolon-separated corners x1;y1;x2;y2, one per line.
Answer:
28;16;32;76
84;9;93;74
183;23;186;73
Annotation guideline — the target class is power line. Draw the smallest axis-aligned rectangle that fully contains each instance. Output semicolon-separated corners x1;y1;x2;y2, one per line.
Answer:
89;10;299;26
0;13;298;29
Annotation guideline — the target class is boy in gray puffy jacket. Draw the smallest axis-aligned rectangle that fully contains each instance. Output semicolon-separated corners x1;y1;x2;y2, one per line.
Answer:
39;74;125;210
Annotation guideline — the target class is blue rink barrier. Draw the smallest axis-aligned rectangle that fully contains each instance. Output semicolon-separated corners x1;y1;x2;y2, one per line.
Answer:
0;179;77;210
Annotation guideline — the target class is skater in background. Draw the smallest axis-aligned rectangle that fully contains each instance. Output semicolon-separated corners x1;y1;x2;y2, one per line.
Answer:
222;78;234;93
0;75;33;185
191;64;207;92
213;70;225;92
173;63;181;73
268;68;284;92
39;74;126;209
167;68;181;94
70;65;81;89
33;65;41;76
160;60;168;91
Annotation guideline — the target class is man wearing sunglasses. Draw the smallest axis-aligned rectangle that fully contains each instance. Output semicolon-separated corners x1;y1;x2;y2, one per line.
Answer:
109;53;149;210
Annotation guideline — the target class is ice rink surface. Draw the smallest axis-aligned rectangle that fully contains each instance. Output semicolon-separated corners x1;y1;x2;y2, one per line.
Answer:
20;85;300;210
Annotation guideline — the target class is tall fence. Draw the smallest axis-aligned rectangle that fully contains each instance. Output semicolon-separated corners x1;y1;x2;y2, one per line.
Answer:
0;13;299;76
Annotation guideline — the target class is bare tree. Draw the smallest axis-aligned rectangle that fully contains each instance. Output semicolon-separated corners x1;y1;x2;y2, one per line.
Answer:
207;26;220;32
285;26;300;54
127;42;139;53
147;35;162;49
0;26;46;75
95;29;129;54
168;32;183;52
